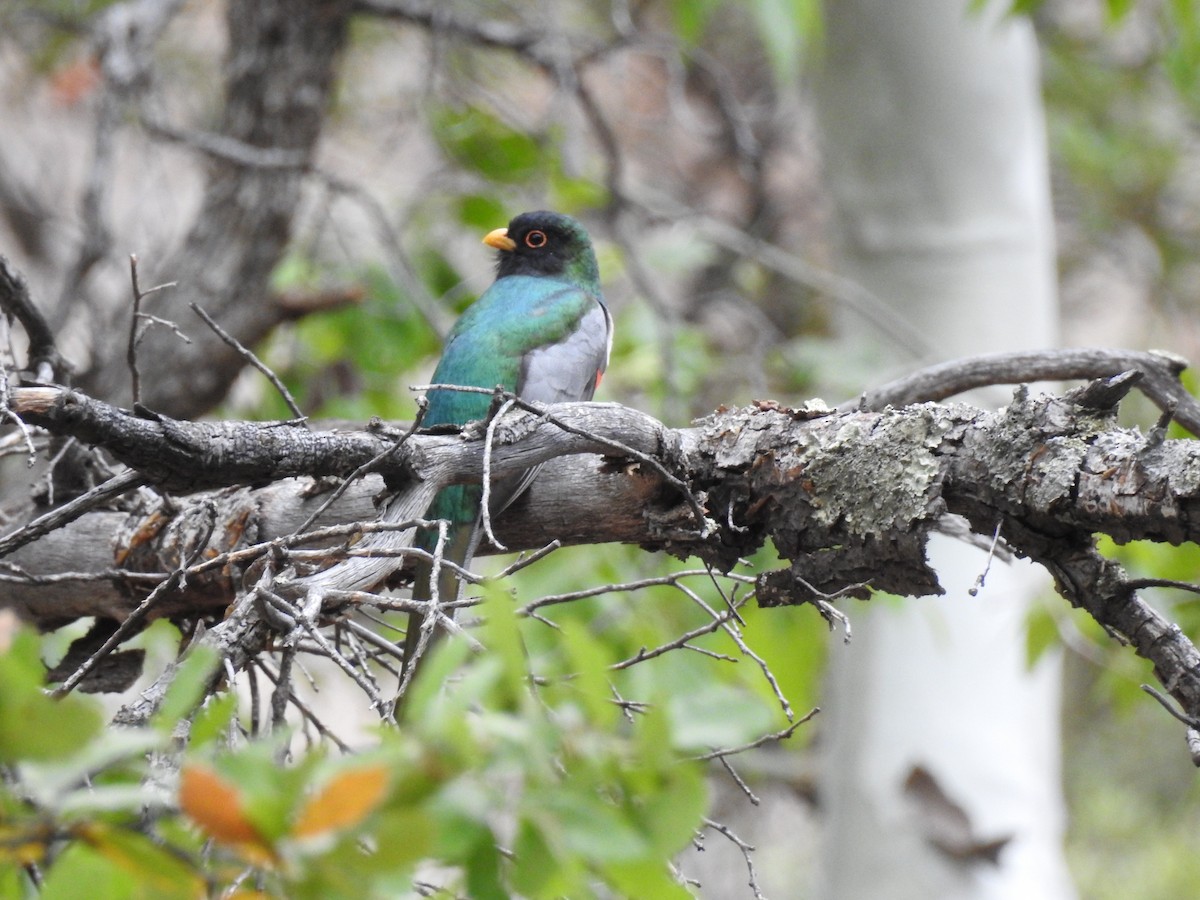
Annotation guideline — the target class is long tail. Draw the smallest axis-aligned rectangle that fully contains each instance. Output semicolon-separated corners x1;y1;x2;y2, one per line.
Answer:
395;483;482;708
298;478;439;595
398;521;476;700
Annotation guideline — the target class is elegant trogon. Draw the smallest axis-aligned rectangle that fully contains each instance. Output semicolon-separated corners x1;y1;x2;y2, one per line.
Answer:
400;210;612;688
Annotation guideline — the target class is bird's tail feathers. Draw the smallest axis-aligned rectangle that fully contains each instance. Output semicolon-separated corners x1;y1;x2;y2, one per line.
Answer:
296;480;439;594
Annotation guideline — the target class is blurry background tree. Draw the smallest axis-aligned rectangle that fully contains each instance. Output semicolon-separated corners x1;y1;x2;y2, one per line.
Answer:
1;0;1200;896
813;2;1072;898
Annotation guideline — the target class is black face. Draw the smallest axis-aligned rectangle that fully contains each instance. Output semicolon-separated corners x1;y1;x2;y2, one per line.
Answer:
494;210;589;279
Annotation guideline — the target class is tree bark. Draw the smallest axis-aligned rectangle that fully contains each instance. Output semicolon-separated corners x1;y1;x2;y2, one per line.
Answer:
6;381;1200;733
76;0;353;418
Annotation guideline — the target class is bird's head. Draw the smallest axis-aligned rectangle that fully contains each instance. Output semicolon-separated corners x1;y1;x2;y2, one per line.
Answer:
484;210;600;290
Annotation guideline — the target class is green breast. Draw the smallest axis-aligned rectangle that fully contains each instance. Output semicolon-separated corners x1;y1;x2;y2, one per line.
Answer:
424;275;597;427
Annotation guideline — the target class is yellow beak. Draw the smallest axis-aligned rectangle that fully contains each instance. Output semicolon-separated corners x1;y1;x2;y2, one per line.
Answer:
483;227;517;252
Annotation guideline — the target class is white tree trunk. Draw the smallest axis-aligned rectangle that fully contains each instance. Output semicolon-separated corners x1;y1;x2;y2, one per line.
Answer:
814;1;1075;898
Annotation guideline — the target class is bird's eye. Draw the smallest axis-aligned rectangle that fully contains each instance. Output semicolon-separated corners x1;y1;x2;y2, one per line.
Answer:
524;230;548;249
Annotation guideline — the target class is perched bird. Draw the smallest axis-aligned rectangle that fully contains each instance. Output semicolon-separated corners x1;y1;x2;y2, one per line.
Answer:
400;210;612;692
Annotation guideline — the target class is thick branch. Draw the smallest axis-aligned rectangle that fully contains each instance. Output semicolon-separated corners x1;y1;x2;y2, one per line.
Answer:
7;380;1200;727
854;347;1200;434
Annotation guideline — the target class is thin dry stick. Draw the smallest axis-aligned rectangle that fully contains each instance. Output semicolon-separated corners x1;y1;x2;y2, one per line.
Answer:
705;560;746;626
489;541;562;579
702;818;766;900
292;399;429;537
270;594;386;713
968;520;1004;597
717;756;760;806
394;518;450;708
256;658;351;753
0;469;146;560
246;661;261;737
0;360;36;460
1141;683;1200;729
519;570;755;615
339;625;387;694
0;563;163;585
480;397;517;551
612;612;739;670
126;254;179;409
190;302;306;422
676;580;794;721
339;617;407;668
695;712;819;762
271;648;294;733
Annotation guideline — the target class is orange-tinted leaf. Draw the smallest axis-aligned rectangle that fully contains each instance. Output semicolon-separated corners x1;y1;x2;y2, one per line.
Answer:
179;764;272;862
292;764;391;840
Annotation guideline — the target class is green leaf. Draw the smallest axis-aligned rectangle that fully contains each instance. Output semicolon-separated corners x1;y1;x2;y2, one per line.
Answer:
478;584;529;710
750;0;821;84
548;173;608;215
19;729;160;811
671;0;721;45
431;106;542;184
511;819;568;898
78;824;203;900
1104;0;1136;20
39;843;127;900
527;787;649;863
666;676;775;753
354;807;434;873
464;835;507;900
456;193;508;230
188;692;238;748
559;619;617;727
634;761;707;855
151;647;220;733
0;631;101;764
1025;603;1061;669
604;858;694;899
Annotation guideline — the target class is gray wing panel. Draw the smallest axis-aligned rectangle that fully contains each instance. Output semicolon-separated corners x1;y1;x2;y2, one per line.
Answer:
488;299;610;520
517;301;611;404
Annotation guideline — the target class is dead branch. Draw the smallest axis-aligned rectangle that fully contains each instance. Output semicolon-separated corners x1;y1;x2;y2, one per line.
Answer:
7;368;1200;733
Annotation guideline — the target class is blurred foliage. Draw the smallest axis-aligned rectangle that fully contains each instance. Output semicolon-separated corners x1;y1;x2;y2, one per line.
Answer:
0;588;797;898
1033;0;1200;327
10;0;1200;896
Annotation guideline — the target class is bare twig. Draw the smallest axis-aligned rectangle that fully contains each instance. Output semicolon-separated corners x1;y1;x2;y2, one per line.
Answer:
695;711;820;761
0;469;146;560
702;819;766;900
393;519;450;710
292;400;428;537
126;254;179;409
849;348;1200;434
968;520;1004;597
717;756;760;806
190;302;305;422
0;255;68;382
256;657;351;753
489;541;562;579
1141;683;1200;730
480;397;517;551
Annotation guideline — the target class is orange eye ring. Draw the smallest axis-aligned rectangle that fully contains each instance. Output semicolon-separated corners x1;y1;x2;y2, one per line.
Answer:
524;230;548;249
